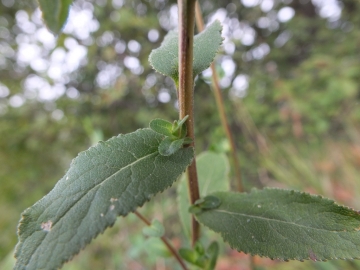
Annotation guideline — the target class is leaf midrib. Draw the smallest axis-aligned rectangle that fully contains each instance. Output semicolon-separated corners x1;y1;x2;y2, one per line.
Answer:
214;209;345;233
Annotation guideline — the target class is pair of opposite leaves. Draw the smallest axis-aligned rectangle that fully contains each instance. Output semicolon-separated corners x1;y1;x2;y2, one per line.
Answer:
150;116;192;156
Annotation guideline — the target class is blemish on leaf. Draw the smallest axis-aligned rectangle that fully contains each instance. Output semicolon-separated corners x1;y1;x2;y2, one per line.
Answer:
257;205;261;208
110;198;118;202
41;220;53;232
109;205;115;211
100;213;104;217
309;250;318;261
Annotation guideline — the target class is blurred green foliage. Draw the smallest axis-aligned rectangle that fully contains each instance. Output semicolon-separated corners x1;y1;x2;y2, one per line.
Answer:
1;0;360;269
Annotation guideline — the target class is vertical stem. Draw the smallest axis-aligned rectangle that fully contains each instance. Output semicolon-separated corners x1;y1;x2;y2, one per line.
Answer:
178;0;201;246
195;2;244;192
134;211;189;270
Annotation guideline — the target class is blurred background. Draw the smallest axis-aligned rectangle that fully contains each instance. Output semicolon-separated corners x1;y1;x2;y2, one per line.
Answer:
1;0;360;269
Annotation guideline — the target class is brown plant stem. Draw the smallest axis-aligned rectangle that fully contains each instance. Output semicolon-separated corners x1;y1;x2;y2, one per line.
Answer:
195;2;244;192
134;211;188;270
177;0;201;246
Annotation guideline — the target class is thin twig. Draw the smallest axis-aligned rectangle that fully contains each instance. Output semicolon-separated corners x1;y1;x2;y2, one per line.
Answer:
134;211;188;270
177;0;201;246
195;2;244;192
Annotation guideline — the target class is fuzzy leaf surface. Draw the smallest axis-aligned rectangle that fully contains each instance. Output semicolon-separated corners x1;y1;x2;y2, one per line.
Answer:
158;137;185;156
14;128;194;270
194;189;360;261
149;119;173;137
38;0;72;34
177;152;229;238
149;20;223;83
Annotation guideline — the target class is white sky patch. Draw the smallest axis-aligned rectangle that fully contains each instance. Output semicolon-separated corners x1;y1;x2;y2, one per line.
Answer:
0;84;10;98
219;77;231;88
30;58;49;72
66;45;87;72
128;40;141;53
96;64;122;88
51;109;64;120
40;83;65;101
124;56;140;70
158;88;171;103
230;74;249;98
51;48;66;63
221;57;236;77
312;0;342;20
0;42;15;57
251;43;270;59
274;30;292;47
202;67;212;79
35;27;56;50
23;75;65;101
112;0;124;9
148;29;159;42
257;17;271;28
97;31;114;47
208;8;227;24
241;0;261;8
9;95;25;107
63;8;99;40
64;37;78;50
145;73;157;88
123;56;143;74
261;0;274;13
224;42;236;55
66;87;80;99
17;43;41;65
158;4;178;30
277;7;295;23
231;22;256;46
115;40;126;54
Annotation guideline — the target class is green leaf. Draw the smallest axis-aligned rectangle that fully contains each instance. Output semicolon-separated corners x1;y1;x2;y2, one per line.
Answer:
177;151;230;238
172;115;189;134
142;219;165;238
149;20;223;83
194;189;360;261
38;0;72;34
144;237;172;258
179;248;199;266
179;241;219;269
158;137;185;156
190;195;221;213
205;242;219;270
14;128;194;270
149;118;173;137
193;20;223;77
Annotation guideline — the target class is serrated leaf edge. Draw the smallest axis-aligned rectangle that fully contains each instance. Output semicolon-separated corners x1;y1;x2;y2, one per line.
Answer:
148;20;223;82
195;188;360;262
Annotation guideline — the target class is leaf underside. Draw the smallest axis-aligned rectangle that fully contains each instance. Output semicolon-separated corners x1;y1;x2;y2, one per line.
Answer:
149;20;223;83
38;0;72;34
178;152;229;238
14;128;194;270
195;189;360;261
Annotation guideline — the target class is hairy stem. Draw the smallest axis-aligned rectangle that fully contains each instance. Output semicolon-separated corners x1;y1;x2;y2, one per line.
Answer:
134;211;188;270
195;2;243;192
178;0;201;246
